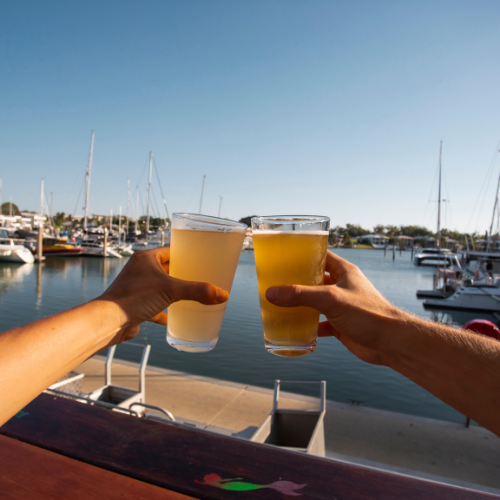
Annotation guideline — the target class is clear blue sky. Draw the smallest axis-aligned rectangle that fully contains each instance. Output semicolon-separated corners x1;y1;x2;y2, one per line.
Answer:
1;0;499;233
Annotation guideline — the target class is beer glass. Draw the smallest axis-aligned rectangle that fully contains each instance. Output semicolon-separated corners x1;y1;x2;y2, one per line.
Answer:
251;215;330;356
167;213;247;352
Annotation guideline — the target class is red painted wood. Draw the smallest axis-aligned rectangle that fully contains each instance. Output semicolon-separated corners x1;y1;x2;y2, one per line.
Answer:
0;434;197;500
1;394;497;500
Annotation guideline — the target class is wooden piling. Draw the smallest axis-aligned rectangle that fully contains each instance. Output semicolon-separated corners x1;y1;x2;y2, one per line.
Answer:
103;229;108;258
161;231;165;247
36;225;43;263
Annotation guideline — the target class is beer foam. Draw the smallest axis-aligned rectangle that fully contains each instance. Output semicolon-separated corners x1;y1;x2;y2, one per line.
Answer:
252;230;329;235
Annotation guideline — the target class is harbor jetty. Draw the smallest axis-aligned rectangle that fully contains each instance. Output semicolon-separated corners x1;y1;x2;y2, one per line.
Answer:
76;355;500;495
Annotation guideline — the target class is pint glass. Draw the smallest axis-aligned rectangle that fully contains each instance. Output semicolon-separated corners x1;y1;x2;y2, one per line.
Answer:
167;213;247;353
251;215;330;356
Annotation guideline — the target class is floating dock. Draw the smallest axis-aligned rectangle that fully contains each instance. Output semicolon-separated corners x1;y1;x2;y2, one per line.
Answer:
76;356;500;495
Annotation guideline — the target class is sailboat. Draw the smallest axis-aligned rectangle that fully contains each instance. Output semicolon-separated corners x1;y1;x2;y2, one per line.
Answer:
414;142;460;267
131;152;170;251
423;144;500;312
77;131;121;258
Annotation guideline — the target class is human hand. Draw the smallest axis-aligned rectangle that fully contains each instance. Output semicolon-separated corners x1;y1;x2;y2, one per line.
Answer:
265;251;403;365
98;247;229;344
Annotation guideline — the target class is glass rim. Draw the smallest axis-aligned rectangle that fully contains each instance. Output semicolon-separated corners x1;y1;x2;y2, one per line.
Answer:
251;215;330;224
172;212;248;230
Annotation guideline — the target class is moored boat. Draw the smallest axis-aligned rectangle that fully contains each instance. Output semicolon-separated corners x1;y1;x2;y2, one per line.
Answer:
42;237;83;256
80;240;122;258
414;248;460;266
424;283;500;312
0;229;35;264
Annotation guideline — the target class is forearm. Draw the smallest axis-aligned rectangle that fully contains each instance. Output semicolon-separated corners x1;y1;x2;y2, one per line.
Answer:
0;299;124;426
382;312;500;434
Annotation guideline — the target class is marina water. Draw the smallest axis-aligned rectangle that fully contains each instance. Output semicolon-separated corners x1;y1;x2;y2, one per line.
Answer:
0;248;491;424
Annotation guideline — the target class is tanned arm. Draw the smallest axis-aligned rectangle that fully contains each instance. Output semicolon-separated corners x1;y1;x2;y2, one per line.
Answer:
0;247;228;426
266;251;500;436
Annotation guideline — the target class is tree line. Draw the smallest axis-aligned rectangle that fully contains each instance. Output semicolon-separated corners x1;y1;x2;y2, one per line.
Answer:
238;217;491;242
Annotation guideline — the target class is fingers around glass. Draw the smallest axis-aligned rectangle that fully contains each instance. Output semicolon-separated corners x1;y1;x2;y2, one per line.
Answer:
154;246;171;264
325;251;351;282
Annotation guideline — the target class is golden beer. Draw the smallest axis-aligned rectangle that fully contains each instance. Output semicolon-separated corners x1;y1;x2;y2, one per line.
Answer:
252;225;329;357
167;215;246;353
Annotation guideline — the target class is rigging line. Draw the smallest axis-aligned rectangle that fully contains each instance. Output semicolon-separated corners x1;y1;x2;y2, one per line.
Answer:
497;203;500;237
136;156;150;189
65;168;84;208
138;190;145;219
422;155;440;226
152;157;170;220
466;137;500;231
424;204;437;231
442;169;454;229
428;159;440;202
473;156;498;234
150;187;161;220
42;190;54;231
183;179;203;212
72;176;85;217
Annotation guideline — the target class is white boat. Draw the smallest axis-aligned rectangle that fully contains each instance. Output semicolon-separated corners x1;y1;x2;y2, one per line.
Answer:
242;229;254;250
0;229;35;263
242;237;254;251
79;241;122;258
414;248;460;267
131;240;162;252
356;234;390;249
424;283;500;312
131;231;170;252
116;243;134;256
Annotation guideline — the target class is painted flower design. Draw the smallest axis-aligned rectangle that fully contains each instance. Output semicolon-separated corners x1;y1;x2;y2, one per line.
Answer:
196;473;307;496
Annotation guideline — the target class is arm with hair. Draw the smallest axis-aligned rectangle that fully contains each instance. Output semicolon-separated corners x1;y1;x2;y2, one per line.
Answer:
266;251;500;436
0;248;228;426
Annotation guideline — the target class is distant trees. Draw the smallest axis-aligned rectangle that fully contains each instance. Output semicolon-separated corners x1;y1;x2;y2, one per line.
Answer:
1;202;19;215
334;224;370;238
239;216;258;227
335;223;464;240
53;212;66;228
399;225;434;238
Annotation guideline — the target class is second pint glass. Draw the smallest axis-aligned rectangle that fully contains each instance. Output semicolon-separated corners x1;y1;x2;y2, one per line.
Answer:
167;213;247;353
251;215;330;356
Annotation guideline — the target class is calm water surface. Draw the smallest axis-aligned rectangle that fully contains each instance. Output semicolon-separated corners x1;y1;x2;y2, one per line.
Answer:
0;249;492;423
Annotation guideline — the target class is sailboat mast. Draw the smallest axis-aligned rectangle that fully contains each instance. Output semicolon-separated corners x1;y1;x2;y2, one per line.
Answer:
146;152;152;234
437;141;442;251
199;175;206;214
83;130;95;231
126;178;130;234
487;159;500;252
218;196;223;218
40;179;44;217
135;186;139;233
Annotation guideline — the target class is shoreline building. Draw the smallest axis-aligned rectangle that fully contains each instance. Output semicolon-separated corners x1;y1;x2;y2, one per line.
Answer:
356;234;390;249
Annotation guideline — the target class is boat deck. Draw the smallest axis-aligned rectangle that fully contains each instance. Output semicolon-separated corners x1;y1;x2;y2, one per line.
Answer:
76;356;500;495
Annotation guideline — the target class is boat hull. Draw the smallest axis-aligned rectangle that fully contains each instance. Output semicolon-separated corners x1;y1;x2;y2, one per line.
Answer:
424;285;500;312
43;247;83;257
0;245;35;264
80;247;122;258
